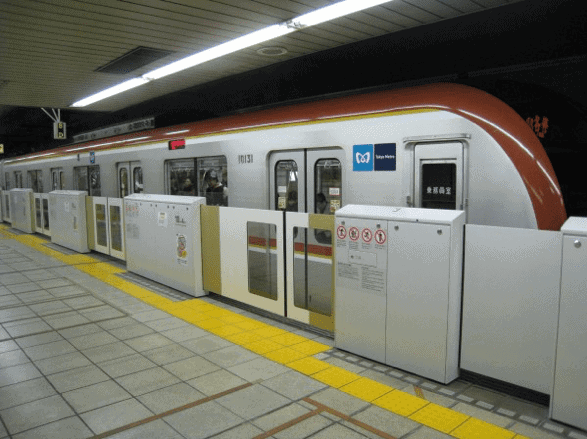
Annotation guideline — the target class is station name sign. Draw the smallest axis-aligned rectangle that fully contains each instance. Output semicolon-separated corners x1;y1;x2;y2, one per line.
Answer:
72;118;155;143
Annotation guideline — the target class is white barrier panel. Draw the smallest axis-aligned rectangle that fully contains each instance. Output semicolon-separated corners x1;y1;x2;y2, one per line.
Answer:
335;205;465;384
9;189;34;233
108;198;125;260
219;207;285;317
461;224;561;394
551;217;587;430
2;190;10;223
48;191;89;253
125;194;205;296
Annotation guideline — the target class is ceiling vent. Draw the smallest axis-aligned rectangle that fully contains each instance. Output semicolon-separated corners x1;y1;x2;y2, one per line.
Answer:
257;47;288;57
96;46;174;74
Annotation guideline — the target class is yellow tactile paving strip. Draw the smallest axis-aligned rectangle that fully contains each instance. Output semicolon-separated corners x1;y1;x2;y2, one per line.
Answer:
0;225;529;439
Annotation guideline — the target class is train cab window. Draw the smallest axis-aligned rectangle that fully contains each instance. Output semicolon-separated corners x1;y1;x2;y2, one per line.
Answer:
74;165;101;196
28;170;43;193
133;167;143;193
119;168;129;198
14;171;23;188
421;162;456;209
275;160;299;212
313;159;341;244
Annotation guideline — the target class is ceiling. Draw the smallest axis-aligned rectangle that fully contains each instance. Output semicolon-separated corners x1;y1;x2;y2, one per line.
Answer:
1;0;586;158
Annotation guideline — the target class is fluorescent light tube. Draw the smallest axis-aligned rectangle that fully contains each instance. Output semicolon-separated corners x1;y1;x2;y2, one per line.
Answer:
71;77;150;107
143;24;295;80
295;0;391;27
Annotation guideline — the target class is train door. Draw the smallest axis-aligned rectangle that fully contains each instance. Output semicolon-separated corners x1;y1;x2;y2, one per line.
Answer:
414;142;464;210
117;162;143;198
269;148;344;320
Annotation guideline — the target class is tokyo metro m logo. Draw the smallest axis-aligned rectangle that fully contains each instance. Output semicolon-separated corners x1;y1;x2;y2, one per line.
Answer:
356;152;371;164
353;144;373;171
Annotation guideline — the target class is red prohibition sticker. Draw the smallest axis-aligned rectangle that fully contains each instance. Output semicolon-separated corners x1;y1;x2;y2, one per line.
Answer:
349;227;360;241
336;225;347;239
361;228;373;243
375;229;387;245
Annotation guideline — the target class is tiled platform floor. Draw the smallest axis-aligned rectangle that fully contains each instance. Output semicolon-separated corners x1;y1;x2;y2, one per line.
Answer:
1;230;586;439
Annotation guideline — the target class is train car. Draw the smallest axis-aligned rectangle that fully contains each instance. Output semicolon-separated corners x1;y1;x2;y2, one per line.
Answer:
0;83;566;231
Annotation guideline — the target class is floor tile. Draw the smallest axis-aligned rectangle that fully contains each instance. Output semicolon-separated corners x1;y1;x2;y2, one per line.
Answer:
47;285;87;298
45;311;91;329
115;367;181;396
452;402;513;428
107;419;183;439
0;376;56;410
261;370;328;400
137;382;206;414
34;351;92;375
68;330;119;350
11;416;94;439
23;339;76;361
82;341;137;363
46;364;111;392
8;282;42;294
97;317;137;330
108;322;155;340
0;340;19;354
227;357;290;383
353;405;420;437
163;400;244;439
143;316;189;332
0;273;30;285
5;320;52;337
187;369;248;396
15;330;63;348
460;385;507;407
206;422;264;439
22;269;59;281
359;369;410;390
63;380;132;413
124;333;174;352
181;334;234;354
203;344;261;368
274;414;333;439
163;355;220;380
308;388;369;416
305;423;367;439
80;398;153;435
0;306;35;323
57;323;103;339
403;426;454;439
251;402;311;431
142;343;195;366
0;349;29;369
160;325;208;342
323;356;366;374
0;362;42;387
98;353;157;378
15;290;54;303
79;305;125;321
0;395;74;435
132;309;172;322
37;278;73;289
216;383;291;420
28;300;72;316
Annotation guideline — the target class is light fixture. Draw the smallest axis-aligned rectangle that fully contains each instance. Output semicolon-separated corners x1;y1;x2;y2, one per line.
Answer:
71;0;393;107
165;129;190;135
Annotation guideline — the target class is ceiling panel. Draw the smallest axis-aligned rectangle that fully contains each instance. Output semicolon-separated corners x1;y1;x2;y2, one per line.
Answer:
0;0;526;112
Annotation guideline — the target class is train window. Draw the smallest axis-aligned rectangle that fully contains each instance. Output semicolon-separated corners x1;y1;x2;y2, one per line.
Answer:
133;167;143;193
35;198;42;229
43;198;49;232
28;170;43;193
421;163;456;209
247;222;277;301
166;159;195;196
74;165;101;196
74;167;88;193
314;159;341;244
292;226;333;316
275;160;298;212
51;168;64;190
197;156;227;206
119;168;129;198
60;171;65;189
110;205;122;251
14;171;23;188
4;172;10;190
95;204;107;247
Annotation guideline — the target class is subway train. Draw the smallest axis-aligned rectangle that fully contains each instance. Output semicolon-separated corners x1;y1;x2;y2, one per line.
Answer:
0;83;567;230
0;83;568;333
